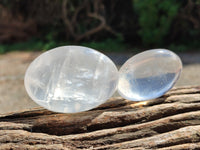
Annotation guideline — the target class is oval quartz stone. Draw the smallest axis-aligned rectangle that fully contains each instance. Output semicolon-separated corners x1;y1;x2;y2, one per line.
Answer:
24;46;118;113
118;49;182;101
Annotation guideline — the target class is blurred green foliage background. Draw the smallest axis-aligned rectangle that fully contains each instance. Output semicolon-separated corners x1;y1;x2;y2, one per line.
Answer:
0;0;200;53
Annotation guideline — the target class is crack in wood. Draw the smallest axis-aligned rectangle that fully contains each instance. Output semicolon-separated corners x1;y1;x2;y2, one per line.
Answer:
1;86;200;149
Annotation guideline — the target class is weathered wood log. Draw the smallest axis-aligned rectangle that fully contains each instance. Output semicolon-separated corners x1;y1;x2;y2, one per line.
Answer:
1;86;200;149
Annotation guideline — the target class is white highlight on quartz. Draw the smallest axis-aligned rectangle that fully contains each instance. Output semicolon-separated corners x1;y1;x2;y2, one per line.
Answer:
118;49;182;101
24;46;118;113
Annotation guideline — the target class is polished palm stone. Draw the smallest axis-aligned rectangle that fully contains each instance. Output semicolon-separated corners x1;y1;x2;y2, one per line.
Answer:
118;49;182;101
24;46;118;113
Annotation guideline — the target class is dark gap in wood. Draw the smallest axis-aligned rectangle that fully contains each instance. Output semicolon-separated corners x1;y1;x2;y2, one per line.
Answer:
86;106;200;134
0;109;56;119
28;104;200;136
156;139;200;149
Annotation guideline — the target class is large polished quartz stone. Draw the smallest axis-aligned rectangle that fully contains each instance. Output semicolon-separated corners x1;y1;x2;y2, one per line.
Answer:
118;49;182;101
24;46;118;113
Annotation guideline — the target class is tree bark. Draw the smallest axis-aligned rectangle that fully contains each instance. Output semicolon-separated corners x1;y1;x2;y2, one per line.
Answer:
1;86;200;149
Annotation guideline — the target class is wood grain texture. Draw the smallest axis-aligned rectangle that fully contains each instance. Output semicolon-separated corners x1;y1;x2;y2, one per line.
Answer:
1;86;200;149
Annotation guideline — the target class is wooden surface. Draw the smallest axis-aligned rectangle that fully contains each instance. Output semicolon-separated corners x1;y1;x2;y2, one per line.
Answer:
1;86;200;149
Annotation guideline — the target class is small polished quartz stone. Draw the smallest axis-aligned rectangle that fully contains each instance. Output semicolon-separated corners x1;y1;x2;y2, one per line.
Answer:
24;46;118;113
118;49;182;101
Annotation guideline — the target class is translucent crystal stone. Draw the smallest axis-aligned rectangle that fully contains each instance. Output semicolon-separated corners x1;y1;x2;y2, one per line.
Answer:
118;49;182;101
24;46;118;113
